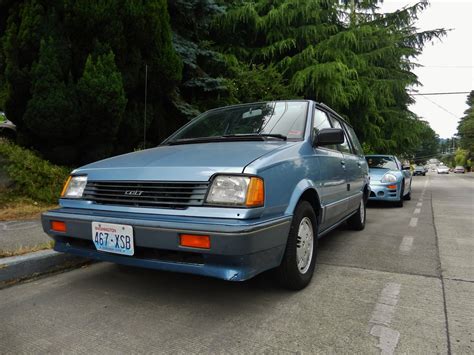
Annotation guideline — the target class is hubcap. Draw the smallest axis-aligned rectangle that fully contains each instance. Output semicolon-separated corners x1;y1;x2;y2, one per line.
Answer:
360;200;365;223
296;217;314;274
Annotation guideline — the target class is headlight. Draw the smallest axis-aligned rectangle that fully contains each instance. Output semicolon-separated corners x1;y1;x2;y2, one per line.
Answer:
381;173;397;183
61;175;87;198
206;175;264;207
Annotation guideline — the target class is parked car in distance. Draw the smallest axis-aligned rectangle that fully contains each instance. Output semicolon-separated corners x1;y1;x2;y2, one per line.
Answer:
41;100;370;290
453;166;465;173
437;166;450;174
365;155;412;207
0;111;16;141
413;165;426;176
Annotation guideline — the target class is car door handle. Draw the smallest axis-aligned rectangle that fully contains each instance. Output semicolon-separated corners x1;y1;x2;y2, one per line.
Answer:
340;160;346;166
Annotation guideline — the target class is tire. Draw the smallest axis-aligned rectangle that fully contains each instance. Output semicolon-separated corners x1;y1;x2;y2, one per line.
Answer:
403;182;412;200
347;195;366;231
275;201;317;290
394;183;404;207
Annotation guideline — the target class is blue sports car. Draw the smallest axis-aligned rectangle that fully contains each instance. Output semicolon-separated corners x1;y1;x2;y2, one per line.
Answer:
365;155;412;207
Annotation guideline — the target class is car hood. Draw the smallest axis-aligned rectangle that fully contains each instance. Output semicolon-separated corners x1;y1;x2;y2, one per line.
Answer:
368;168;400;182
76;141;296;181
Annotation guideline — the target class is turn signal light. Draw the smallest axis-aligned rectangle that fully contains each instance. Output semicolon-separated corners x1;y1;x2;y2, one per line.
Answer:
180;234;210;249
387;185;397;189
246;177;264;207
51;220;67;233
60;176;72;197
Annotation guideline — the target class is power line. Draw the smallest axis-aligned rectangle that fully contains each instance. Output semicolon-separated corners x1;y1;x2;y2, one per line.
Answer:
408;91;470;96
412;94;459;118
418;65;474;69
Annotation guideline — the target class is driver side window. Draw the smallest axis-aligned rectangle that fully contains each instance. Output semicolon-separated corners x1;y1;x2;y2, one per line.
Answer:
328;116;352;154
314;109;336;150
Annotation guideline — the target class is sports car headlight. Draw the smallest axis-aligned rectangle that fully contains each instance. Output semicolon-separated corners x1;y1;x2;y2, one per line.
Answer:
206;175;264;207
61;176;87;198
381;173;397;183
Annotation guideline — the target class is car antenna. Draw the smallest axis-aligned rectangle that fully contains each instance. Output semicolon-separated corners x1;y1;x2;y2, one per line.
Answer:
143;64;148;149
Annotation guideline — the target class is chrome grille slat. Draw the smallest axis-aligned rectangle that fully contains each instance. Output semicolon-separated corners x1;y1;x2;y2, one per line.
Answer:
82;181;208;209
83;192;200;200
86;183;207;189
83;187;207;194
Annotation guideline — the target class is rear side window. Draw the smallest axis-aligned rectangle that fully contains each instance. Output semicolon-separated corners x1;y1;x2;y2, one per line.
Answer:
328;116;352;154
344;124;364;156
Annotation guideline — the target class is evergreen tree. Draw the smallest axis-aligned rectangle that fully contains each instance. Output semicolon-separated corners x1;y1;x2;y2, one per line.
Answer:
214;0;445;155
0;0;183;161
23;37;79;162
457;91;474;155
76;50;126;163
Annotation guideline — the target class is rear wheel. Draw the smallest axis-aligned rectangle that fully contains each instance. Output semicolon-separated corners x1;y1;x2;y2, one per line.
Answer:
347;195;366;231
275;201;317;290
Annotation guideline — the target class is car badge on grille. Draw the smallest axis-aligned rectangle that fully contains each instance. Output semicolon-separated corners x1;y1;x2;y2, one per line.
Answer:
124;190;144;196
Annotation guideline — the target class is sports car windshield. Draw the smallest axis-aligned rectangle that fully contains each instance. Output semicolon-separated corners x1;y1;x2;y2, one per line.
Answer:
366;156;399;170
166;101;308;143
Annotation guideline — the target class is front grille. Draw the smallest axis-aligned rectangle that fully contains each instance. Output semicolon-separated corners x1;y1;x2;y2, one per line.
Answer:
83;181;209;209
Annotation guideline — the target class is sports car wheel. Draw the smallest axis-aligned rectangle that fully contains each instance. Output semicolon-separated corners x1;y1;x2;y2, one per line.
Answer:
404;183;412;200
275;201;317;290
395;184;404;208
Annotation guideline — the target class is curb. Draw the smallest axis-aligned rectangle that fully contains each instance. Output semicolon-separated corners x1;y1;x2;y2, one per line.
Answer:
0;249;90;286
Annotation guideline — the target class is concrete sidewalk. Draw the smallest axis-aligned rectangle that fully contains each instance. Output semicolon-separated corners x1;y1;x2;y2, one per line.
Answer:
0;218;89;286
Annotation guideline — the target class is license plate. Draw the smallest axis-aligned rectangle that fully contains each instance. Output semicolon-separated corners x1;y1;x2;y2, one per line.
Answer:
91;222;134;256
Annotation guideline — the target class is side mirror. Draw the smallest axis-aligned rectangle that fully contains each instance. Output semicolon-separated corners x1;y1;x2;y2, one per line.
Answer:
314;128;344;146
402;165;411;170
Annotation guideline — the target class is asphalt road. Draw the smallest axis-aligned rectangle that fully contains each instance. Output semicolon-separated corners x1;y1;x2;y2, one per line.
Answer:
0;172;472;354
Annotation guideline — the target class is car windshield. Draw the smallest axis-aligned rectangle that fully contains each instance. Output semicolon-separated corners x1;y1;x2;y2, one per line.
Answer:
365;156;398;170
166;101;308;143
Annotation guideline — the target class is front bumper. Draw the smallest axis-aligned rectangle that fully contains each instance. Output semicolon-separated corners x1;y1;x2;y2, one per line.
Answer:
41;208;291;281
368;181;401;201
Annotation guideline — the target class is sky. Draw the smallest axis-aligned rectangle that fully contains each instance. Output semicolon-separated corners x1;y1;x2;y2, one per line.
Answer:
382;0;473;138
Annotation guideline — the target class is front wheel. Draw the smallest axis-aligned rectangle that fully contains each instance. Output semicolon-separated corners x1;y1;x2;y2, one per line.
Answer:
347;196;366;231
404;182;412;200
275;201;317;290
394;183;404;207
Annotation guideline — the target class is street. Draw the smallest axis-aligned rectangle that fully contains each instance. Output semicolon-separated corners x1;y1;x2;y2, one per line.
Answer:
0;173;472;354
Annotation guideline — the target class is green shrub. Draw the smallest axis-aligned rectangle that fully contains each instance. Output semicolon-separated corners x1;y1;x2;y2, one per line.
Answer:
0;139;70;203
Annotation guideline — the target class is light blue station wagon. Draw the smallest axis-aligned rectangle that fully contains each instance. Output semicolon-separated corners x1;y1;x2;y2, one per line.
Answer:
42;100;369;290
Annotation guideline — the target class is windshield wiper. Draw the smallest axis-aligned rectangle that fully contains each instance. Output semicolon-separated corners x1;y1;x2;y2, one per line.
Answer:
223;133;287;141
165;137;227;145
165;133;287;145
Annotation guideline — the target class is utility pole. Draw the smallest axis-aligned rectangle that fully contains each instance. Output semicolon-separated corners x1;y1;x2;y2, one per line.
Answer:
143;64;148;149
